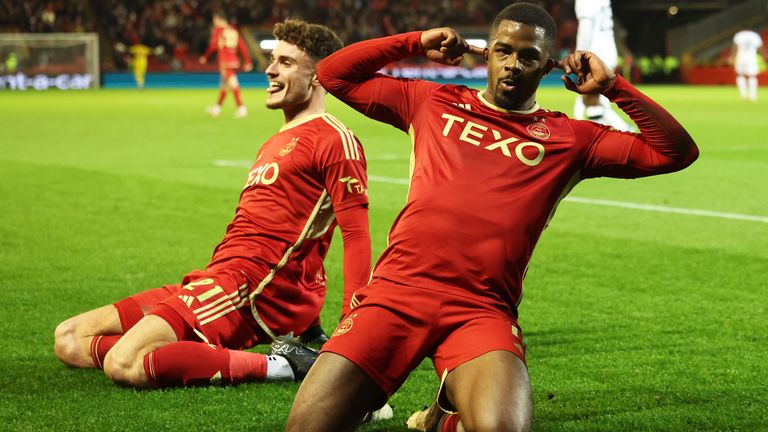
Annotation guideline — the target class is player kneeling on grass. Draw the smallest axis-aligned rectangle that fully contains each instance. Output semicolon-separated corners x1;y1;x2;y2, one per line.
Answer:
286;3;698;431
54;19;371;389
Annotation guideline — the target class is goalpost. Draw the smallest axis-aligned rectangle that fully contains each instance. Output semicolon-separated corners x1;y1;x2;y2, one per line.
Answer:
0;33;99;90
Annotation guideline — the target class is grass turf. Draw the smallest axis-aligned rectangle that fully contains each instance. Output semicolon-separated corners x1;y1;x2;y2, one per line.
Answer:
0;84;766;431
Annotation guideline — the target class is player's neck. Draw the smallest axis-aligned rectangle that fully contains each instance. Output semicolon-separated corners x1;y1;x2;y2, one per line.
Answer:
282;94;325;125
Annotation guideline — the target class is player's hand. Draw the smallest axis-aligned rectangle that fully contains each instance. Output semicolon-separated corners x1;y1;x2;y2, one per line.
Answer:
556;50;616;95
420;27;485;66
198;56;207;64
243;62;254;72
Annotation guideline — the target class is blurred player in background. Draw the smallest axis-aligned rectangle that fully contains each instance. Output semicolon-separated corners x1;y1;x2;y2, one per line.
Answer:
115;38;164;90
286;3;698;431
573;0;633;131
54;19;371;390
199;11;253;118
730;28;765;102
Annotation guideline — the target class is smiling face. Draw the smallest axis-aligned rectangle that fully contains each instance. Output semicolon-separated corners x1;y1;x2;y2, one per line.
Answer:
484;20;554;111
265;40;317;111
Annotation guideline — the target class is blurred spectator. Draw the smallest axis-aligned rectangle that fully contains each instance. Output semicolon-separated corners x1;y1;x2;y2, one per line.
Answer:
2;0;579;73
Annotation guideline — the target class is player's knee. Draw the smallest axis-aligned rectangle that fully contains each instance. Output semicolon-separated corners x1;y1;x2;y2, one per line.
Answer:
53;319;84;366
102;349;145;388
462;410;531;432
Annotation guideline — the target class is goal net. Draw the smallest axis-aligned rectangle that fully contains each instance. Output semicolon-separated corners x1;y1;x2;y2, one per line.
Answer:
0;33;99;90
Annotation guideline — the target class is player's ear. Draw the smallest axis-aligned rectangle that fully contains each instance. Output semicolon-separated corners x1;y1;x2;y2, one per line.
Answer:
543;58;555;76
483;47;489;62
311;73;321;87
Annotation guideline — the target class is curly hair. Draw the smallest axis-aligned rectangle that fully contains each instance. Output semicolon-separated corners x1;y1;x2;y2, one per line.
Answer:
273;19;343;62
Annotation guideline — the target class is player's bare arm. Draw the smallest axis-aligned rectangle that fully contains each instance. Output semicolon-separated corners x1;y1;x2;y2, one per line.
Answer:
556;50;616;95
420;27;485;66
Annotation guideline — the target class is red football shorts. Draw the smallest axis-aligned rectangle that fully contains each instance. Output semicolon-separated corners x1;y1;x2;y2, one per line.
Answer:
321;280;526;395
221;67;238;82
114;269;269;349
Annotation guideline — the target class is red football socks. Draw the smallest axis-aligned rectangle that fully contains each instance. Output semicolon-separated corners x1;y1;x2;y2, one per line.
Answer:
441;414;460;432
89;335;121;369
142;341;267;387
217;90;227;106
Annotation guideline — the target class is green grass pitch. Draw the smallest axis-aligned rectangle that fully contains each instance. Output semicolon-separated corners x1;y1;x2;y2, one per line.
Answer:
1;84;766;431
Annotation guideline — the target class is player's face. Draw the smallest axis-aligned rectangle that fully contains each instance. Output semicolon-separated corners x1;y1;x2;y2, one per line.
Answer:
265;41;317;111
484;20;554;111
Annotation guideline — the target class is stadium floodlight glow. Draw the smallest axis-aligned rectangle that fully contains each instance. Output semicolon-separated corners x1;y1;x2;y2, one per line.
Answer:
260;39;278;50
466;39;487;49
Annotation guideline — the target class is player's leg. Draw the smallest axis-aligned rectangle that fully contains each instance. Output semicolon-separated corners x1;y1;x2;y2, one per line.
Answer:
134;60;147;89
207;69;227;117
230;72;247;118
54;286;175;368
573;95;586;120
443;351;532;432
104;271;316;388
410;298;531;432
103;314;178;388
747;73;758;101
736;65;749;100
54;304;122;368
286;352;387;432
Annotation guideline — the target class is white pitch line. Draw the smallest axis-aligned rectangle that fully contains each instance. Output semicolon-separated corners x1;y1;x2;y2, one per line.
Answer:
213;159;251;168
563;197;768;224
211;162;768;224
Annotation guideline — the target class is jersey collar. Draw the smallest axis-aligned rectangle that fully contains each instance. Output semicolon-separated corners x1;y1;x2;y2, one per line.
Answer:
476;90;540;115
280;113;328;132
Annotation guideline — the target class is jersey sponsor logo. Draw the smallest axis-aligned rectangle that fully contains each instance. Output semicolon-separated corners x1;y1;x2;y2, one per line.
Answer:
279;139;297;157
244;162;280;188
332;313;357;337
339;176;367;195
526;122;551;140
441;113;546;166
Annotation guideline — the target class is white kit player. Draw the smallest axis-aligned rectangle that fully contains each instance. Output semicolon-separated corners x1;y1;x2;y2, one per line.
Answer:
731;29;764;101
573;0;633;131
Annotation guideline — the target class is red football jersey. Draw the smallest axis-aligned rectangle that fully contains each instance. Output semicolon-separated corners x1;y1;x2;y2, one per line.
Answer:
203;25;251;69
205;113;368;326
317;32;696;316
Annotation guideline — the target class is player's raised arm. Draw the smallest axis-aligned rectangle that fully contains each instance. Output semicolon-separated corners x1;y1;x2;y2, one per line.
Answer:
316;30;481;131
557;51;699;176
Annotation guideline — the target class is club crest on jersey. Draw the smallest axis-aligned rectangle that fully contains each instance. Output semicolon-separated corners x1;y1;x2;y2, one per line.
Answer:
527;122;551;140
332;313;357;337
279;138;298;157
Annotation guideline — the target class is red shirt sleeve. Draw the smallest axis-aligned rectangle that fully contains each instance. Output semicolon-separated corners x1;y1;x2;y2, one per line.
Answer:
334;205;370;317
316;32;443;132
313;123;370;316
579;75;699;179
202;27;221;60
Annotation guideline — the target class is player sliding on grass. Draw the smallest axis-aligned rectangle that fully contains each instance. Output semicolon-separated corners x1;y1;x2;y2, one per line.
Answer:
199;11;253;119
54;19;371;389
286;3;698;431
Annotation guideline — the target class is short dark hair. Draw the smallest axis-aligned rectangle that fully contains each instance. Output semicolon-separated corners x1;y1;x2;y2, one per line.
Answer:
273;19;343;62
490;3;557;49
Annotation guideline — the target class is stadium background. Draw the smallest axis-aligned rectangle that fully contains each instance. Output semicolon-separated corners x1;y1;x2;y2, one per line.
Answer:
1;1;767;431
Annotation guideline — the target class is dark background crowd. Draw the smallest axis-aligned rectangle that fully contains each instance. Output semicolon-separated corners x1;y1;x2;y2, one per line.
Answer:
3;0;751;82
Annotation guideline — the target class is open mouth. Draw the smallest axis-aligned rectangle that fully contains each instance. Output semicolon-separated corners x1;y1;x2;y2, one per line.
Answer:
499;78;517;92
267;81;285;95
